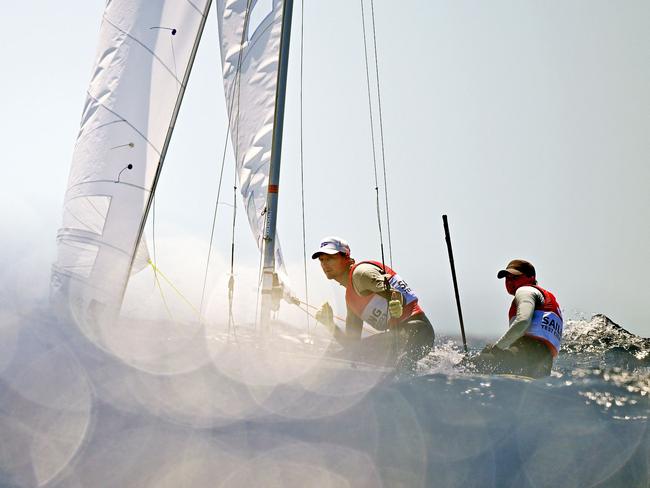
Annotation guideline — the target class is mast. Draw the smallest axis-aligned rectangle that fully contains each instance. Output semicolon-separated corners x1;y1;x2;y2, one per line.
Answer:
260;0;295;329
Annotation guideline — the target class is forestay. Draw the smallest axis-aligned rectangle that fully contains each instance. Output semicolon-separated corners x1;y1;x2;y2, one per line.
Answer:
52;0;211;324
215;0;292;299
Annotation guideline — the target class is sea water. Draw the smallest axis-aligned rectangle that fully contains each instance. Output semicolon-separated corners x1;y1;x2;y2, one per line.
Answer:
0;312;647;487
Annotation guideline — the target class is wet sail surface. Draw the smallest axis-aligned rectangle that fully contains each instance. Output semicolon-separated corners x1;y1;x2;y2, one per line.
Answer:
0;312;647;487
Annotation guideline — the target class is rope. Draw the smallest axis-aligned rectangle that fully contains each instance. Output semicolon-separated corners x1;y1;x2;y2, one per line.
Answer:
151;259;174;321
294;298;346;324
295;304;321;324
199;113;231;319
299;0;311;336
227;181;237;337
148;259;201;319
359;0;387;270
369;0;393;268
254;233;264;331
199;0;253;320
171;34;180;92
361;0;397;355
152;196;158;285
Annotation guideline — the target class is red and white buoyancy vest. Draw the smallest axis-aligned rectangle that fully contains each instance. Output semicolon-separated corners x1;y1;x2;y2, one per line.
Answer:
508;285;563;356
345;261;423;330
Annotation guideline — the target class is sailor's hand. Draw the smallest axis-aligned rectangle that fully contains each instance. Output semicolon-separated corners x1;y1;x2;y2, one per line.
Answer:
388;291;403;318
315;302;334;330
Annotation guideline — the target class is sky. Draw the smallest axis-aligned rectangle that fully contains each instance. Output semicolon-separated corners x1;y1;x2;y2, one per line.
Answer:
2;1;649;338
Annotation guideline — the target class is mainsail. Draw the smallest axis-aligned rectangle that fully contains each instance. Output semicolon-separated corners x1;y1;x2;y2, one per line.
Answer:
215;0;292;304
52;0;212;324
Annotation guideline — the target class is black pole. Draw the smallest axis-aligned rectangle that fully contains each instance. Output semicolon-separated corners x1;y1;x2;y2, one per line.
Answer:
442;215;468;352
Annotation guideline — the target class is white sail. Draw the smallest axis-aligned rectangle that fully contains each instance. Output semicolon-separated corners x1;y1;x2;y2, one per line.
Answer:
52;0;212;324
216;0;292;297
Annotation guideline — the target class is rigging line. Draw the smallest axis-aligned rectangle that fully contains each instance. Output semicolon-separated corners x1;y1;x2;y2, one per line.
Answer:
149;260;201;318
299;0;311;337
150;260;175;321
294;298;346;323
124;0;214;307
199;0;253;319
255;234;264;329
171;35;180;92
228;180;237;338
361;0;395;354
238;1;266;330
152;196;157;286
359;0;386;269
296;304;346;327
369;0;393;268
198;114;231;319
149;16;178;289
234;1;257;187
230;188;237;269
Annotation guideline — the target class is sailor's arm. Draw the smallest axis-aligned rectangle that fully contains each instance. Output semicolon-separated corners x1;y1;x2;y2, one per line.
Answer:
494;286;544;350
352;263;405;319
315;302;362;345
352;263;401;302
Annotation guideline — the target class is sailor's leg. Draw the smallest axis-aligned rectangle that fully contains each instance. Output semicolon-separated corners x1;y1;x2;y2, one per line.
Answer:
508;337;553;377
396;313;435;371
351;332;396;367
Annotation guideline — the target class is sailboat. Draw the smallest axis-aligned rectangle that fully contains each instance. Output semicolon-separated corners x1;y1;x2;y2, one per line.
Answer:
50;0;401;380
51;0;297;331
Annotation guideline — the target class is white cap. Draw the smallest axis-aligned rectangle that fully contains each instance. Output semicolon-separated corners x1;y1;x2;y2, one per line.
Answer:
311;236;351;259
